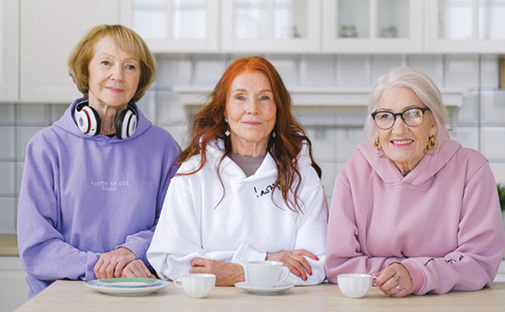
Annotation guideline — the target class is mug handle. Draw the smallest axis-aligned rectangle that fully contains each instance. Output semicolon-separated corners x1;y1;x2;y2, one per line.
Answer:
174;275;184;288
275;266;291;286
371;276;379;289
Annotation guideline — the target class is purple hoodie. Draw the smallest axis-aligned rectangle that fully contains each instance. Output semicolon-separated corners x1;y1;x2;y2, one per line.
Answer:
325;136;505;295
17;98;181;298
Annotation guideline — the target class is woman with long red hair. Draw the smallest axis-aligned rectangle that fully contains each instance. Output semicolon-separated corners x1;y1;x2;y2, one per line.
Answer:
147;56;328;286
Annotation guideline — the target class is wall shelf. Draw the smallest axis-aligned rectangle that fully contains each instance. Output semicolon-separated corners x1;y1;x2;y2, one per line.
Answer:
174;86;465;130
174;85;465;107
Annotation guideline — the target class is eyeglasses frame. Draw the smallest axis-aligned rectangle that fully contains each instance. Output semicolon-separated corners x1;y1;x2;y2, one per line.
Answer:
371;107;431;130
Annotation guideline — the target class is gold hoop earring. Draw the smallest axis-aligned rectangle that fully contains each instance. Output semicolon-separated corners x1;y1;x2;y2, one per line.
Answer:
425;135;438;155
374;137;384;157
374;137;382;151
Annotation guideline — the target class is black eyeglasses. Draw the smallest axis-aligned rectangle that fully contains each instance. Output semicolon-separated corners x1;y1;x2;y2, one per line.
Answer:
371;107;430;130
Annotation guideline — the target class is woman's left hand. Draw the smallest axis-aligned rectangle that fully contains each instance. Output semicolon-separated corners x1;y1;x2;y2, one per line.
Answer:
373;263;413;298
120;259;156;279
190;258;245;286
266;249;319;282
94;247;137;279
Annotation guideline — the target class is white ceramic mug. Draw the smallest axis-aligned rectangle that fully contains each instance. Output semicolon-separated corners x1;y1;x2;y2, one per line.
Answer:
174;273;216;298
246;260;290;288
337;273;377;298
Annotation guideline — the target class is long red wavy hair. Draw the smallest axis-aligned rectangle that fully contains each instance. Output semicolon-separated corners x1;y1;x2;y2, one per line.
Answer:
177;56;321;213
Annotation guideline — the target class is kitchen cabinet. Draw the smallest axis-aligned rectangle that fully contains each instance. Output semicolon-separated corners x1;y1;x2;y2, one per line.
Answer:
0;256;29;311
125;0;321;53
220;0;321;53
0;0;18;102
322;0;424;53
121;0;219;53
19;0;124;103
424;0;505;53
124;0;505;54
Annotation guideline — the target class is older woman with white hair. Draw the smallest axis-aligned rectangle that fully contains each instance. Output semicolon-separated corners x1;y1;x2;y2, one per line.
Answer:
325;67;505;297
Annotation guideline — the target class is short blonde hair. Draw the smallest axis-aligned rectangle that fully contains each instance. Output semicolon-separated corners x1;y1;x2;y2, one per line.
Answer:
365;67;448;144
68;24;156;103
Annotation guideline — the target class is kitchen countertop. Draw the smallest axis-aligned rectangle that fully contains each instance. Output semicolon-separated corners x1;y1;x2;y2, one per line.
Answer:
0;234;19;256
14;280;505;312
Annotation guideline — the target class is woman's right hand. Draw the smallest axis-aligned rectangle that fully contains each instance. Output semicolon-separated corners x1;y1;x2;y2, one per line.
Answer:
266;249;319;281
372;262;413;298
190;258;245;286
94;247;136;279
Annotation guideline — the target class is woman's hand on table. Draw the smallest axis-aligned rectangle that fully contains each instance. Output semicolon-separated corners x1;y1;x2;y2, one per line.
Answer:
373;263;413;298
190;258;245;286
94;247;137;279
120;260;156;279
266;249;319;282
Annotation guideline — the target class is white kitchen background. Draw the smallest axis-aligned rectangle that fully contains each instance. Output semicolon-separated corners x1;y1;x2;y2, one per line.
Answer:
3;1;505;311
2;0;505;235
2;53;505;234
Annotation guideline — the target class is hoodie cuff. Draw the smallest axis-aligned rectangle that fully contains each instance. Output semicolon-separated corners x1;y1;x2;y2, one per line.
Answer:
85;252;100;281
401;259;425;294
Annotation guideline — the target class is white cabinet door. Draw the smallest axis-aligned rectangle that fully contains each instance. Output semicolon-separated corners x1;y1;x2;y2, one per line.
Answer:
221;0;321;53
19;0;122;103
424;0;505;53
0;0;19;102
0;257;29;311
122;0;219;53
322;0;423;53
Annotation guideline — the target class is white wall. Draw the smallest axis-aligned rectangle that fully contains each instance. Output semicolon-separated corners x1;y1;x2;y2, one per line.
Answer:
1;53;505;232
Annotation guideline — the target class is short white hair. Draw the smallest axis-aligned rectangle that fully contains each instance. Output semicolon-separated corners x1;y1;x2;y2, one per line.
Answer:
364;67;448;144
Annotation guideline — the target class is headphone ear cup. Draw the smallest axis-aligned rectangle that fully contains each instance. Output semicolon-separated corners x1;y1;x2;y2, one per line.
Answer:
116;106;138;139
75;103;100;136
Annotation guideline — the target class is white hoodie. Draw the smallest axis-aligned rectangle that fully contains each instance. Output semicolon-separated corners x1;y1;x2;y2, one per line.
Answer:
147;138;328;285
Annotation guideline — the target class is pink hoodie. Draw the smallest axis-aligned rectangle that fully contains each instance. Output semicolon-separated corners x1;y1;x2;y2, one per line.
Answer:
325;138;505;295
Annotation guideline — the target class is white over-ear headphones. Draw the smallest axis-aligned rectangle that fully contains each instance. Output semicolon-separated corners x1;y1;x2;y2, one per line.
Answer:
75;101;138;139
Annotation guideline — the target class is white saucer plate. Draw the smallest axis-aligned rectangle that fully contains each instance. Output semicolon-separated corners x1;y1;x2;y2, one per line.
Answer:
85;278;169;296
234;282;294;295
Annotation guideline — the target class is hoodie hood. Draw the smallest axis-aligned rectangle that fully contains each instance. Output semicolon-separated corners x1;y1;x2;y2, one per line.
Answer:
358;128;462;186
53;98;153;144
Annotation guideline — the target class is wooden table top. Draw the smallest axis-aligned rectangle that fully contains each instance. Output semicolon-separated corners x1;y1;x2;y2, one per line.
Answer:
14;280;505;312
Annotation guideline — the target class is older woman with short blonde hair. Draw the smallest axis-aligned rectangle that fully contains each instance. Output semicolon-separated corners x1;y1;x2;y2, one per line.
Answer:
68;24;156;103
17;24;180;298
